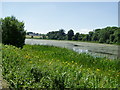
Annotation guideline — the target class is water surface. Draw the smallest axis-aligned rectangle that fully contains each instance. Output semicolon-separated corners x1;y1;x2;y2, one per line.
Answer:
25;39;120;59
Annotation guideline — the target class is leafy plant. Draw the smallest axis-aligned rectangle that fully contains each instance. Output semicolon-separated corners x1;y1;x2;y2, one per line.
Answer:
0;16;26;48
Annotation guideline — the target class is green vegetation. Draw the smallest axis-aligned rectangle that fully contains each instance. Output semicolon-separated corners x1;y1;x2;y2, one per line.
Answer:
26;35;41;39
0;16;26;48
46;29;66;40
2;44;120;88
1;16;120;89
45;27;120;45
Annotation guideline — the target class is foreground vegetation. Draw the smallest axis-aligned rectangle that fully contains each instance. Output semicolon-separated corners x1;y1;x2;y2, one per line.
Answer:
0;16;26;48
2;44;120;88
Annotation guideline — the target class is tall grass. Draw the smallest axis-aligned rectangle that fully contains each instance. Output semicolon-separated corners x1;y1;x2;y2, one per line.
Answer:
2;44;120;88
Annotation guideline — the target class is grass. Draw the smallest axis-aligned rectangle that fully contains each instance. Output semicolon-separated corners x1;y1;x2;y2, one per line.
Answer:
2;44;120;88
26;35;41;39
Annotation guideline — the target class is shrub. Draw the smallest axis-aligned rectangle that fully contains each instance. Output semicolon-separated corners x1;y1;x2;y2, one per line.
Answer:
0;16;26;48
106;39;110;44
99;38;104;43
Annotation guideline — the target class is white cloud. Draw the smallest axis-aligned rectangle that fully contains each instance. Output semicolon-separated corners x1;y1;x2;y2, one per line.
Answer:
76;29;92;34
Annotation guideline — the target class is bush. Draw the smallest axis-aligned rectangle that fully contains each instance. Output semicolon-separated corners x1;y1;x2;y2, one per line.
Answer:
31;36;33;38
0;16;26;48
99;38;104;43
106;40;110;44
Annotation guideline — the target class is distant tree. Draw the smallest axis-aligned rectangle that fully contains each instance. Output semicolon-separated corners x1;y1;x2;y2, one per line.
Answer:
46;26;120;44
110;34;115;43
47;29;66;40
26;32;29;35
78;34;85;41
89;31;94;41
94;29;101;32
99;38;104;43
58;29;66;40
67;29;74;40
82;34;89;41
0;16;26;48
114;29;120;43
31;36;33;38
72;33;79;40
42;35;47;39
118;29;120;44
78;34;82;40
106;39;110;44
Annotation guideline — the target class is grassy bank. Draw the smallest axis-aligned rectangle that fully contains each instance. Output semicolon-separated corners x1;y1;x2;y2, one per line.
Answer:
2;45;120;88
25;37;120;46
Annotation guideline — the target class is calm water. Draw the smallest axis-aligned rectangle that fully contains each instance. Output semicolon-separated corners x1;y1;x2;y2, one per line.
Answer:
25;39;120;59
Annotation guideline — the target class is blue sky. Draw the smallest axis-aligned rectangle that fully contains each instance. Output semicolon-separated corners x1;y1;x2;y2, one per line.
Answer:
2;2;118;34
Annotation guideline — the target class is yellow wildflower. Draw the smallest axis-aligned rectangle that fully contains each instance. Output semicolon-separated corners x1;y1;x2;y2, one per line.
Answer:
25;55;30;59
96;69;100;71
49;62;52;65
29;61;32;63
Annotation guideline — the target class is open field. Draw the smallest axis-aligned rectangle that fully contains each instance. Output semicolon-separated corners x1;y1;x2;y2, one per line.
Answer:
26;35;41;39
2;44;120;88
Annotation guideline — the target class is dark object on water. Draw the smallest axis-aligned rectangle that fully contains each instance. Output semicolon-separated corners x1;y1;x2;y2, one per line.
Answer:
74;44;79;46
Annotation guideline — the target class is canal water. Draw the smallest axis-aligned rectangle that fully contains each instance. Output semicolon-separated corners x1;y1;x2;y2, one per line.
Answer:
25;39;120;59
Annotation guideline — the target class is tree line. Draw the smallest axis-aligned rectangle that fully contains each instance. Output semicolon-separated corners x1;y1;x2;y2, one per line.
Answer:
46;27;120;44
0;16;120;49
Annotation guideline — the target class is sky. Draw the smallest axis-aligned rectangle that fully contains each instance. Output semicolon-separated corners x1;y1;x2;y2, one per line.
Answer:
2;2;118;34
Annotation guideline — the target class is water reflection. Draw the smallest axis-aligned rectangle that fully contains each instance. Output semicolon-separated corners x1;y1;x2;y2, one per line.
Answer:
73;47;88;54
72;46;118;59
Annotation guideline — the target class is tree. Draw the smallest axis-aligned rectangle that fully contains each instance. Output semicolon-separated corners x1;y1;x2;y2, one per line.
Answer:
99;38;104;43
47;29;66;40
110;34;115;43
82;34;89;41
78;34;85;41
114;29;120;43
89;31;94;41
67;29;74;40
0;16;26;48
57;29;66;40
72;33;79;40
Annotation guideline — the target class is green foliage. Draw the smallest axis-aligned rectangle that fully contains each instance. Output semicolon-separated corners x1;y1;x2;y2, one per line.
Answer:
31;36;33;38
110;34;115;43
72;33;79;40
2;45;120;88
47;29;66;40
67;29;74;40
23;26;120;45
106;39;110;44
88;31;94;41
0;16;26;48
40;26;120;45
99;38;104;43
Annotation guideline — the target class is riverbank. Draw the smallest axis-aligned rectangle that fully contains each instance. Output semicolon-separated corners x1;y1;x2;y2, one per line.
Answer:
2;44;120;88
26;37;120;46
25;39;119;59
